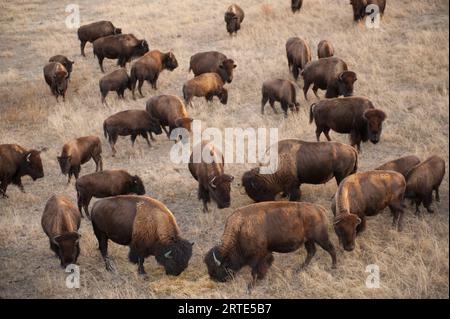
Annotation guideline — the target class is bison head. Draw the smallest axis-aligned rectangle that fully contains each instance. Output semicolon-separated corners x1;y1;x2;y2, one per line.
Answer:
291;0;303;13
133;40;149;58
21;150;44;180
350;0;367;21
363;109;386;144
208;174;233;209
337;71;357;97
155;238;193;276
148;117;163;135
242;168;277;202
219;59;237;83
130;175;145;195
218;88;228;105
204;246;242;282
57;155;72;175
54;66;69;95
175;117;194;132
52;232;81;268
225;12;241;34
163;51;179;71
333;213;361;251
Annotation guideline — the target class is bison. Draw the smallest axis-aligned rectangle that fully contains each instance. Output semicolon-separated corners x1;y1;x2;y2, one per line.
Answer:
49;55;74;79
332;170;406;251
93;33;149;72
103;110;162;156
286;37;311;80
225;4;245;35
242;139;358;202
301;56;357;99
375;155;421;178
0;144;44;198
189;51;236;84
41;195;81;267
75;169;145;219
261;78;300;117
183;73;228;107
291;0;303;13
77;20;122;57
91;195;193;276
57;136;103;184
204;201;336;289
317;40;335;59
99;68;132;105
350;0;386;22
404;155;446;215
309;96;386;152
43;62;69;101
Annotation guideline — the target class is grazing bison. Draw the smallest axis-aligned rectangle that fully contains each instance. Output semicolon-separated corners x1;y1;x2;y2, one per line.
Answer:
0;144;44;198
261;79;300;117
189;51;236;83
351;0;386;22
146;95;193;139
93;34;149;72
75;169;145;219
91;195;193;276
375;155;421;178
309;96;386;152
301;57;357;99
188;141;234;213
57;136;103;184
317;40;334;59
99;68;132;105
77;20;121;57
332;170;406;251
41;195;81;267
43;62;69;101
130;50;178;99
225;4;245;35
404;155;445;215
286;37;311;80
242;139;358;202
103;110;162;156
291;0;303;13
49;55;74;79
204;201;336;289
183;73;228;107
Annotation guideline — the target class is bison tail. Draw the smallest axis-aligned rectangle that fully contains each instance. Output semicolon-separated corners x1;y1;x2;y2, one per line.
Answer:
128;248;140;264
103;122;108;139
309;103;317;124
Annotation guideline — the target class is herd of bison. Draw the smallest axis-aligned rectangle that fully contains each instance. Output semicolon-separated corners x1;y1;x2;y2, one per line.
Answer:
0;0;447;290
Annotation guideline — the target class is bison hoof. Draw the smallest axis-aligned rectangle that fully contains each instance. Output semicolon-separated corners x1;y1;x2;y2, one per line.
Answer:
105;258;115;272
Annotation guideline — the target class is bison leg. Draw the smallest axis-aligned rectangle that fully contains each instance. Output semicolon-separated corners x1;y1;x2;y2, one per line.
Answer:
97;55;105;73
300;240;317;270
323;128;332;141
435;186;440;202
292;66;300;81
287;183;301;201
389;202;404;231
12;176;25;193
141;132;152;148
130;133;138;147
261;94;269;115
101;91;108;105
269;99;279;114
424;192;434;214
80;41;87;57
315;238;337;269
137;80;145;97
92;153;103;172
414;198;422;216
93;224;114;272
137;257;146;275
81;195;92;219
312;85;320;99
198;185;210;213
0;178;9;198
281;102;289;118
350;131;362;153
303;81;311;100
151;74;159;90
108;132;118;156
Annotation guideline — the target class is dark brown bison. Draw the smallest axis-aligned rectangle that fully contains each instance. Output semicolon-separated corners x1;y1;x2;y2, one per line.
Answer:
146;95;193;139
77;20;122;57
301;57;357;99
242;139;358;202
42;195;81;267
0;144;44;198
49;55;74;79
261;79;300;117
183;73;228;107
291;0;303;13
188;141;234;213
309;96;386;152
93;34;149;72
204;201;336;289
286;37;311;80
375;155;421;178
75;169;145;219
103;110;162;156
225;4;245;35
332;170;406;251
317;40;335;59
91;195;193;276
130;50;178;99
43;62;69;101
57;136;103;184
351;0;386;22
189;51;236;84
99;68;132;105
404;155;445;215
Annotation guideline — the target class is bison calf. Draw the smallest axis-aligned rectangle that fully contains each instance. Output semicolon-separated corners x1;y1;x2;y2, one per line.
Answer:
189;51;236;84
286;37;311;80
225;4;245;35
77;20;121;57
99;68;132;105
375;155;421;178
183;73;228;107
43;62;69;102
49;55;74;79
317;40;334;59
261;79;300;117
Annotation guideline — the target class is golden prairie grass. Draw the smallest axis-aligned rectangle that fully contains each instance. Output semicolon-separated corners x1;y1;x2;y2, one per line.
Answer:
0;0;448;298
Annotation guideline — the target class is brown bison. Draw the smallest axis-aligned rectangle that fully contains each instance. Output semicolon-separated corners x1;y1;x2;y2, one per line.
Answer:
225;4;245;35
261;79;300;117
43;62;69;101
93;34;149;72
286;37;311;80
404;155;445;215
189;51;236;84
49;55;74;79
317;40;335;59
291;0;303;13
103;110;162;156
183;73;228;107
42;195;81;267
351;0;386;22
204;201;336;289
188;141;234;213
0;144;44;198
332;170;406;251
75;169;145;219
242;139;358;202
130;50;178;99
375;155;421;178
57;136;103;184
91;195;193;276
99;68;132;105
301;57;357;99
146;95;193;139
309;96;386;152
77;20;121;57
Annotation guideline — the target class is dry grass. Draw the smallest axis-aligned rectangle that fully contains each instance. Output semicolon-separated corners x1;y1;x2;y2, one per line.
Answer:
0;0;448;299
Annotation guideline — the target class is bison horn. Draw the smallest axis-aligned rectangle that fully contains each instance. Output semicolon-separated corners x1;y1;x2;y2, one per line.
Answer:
26;153;31;162
213;251;221;266
164;250;172;259
338;72;344;81
52;235;61;246
210;176;217;188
